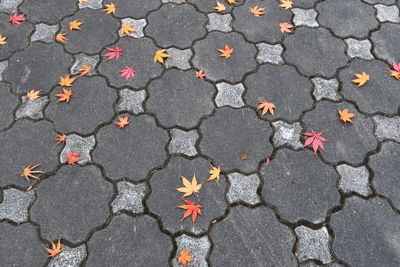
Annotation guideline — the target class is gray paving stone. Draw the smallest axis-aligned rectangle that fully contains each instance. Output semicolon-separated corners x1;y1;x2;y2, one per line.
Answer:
98;37;162;89
86;214;173;266
364;0;395;4
4;42;73;95
336;164;372;196
47;77;117;135
116;89;146;114
0;0;23;13
169;129;199;156
209;205;297;266
283;27;347;77
60;8;119;54
375;4;400;22
30;165;113;243
0;83;17;130
146;3;207;49
0;61;8;81
93;114;168;181
261;149;340;223
15;96;48;120
148;156;228;235
271;121;303;149
311;78;341;101
299;263;344;267
371;23;400;63
165;48;193;70
78;0;103;9
192;31;257;83
344;39;374;60
188;0;239;13
215;82;245;108
295;226;332;264
294;0;318;8
0;223;47;266
200;107;273;173
245;64;313;121
292;8;319;27
103;0;161;18
256;43;284;65
226;172;261;205
147;69;215;128
31;23;58;43
162;0;186;3
60;134;96;165
233;0;291;43
373;115;400;142
20;0;76;24
370;142;400;209
0;120;59;188
206;13;232;32
48;245;87;267
330;197;400;267
70;54;99;76
111;181;147;214
172;235;210;267
119;18;146;38
340;59;400;115
303;101;378;165
0;188;34;223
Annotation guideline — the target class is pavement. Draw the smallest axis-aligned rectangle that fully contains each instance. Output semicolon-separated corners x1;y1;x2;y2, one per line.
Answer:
0;0;400;266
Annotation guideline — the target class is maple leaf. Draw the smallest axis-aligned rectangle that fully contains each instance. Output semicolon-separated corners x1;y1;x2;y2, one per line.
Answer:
119;66;136;81
217;44;233;59
103;3;116;15
78;64;92;76
69;20;84;31
195;69;207;79
388;60;400;80
176;174;202;198
338;109;356;123
8;13;26;25
0;34;7;45
59;75;76;87
249;5;266;17
56;33;68;43
154;49;171;64
214;1;226;12
226;0;236;4
241;150;248;160
114;115;130;128
120;23;137;36
77;0;88;3
18;163;44;181
178;199;202;223
208;165;221;182
302;130;330;154
257;100;275;116
101;45;123;60
54;134;67;144
351;72;369;87
178;250;194;266
56;88;73;103
45;240;63;258
66;152;81;165
279;0;293;9
27;89;41;101
280;22;294;33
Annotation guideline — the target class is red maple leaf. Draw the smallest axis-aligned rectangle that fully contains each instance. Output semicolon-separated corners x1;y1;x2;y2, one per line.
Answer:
302;130;330;154
8;13;27;25
178;199;202;223
101;45;122;60
119;66;135;81
66;152;82;165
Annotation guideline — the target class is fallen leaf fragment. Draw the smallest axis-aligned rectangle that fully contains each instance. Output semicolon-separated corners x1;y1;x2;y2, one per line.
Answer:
241;150;248;160
56;88;73;103
214;1;226;12
178;199;202;223
154;49;171;64
0;34;7;45
195;69;207;79
279;22;294;33
119;66;136;81
25;185;33;191
249;5;266;17
54;134;67;144
217;44;233;59
45;239;63;258
59;74;76;87
114;115;130;128
178;250;194;266
388;60;400;80
103;3;116;14
265;157;270;164
18;163;44;181
257;100;275;116
101;45;122;60
338;109;356;123
69;20;84;31
226;0;237;4
56;32;68;42
66;152;81;165
120;23;137;36
208;165;221;182
279;0;293;9
302;130;330;154
78;64;92;76
78;0;88;3
176;174;202;198
351;72;369;87
27;89;41;100
8;13;26;25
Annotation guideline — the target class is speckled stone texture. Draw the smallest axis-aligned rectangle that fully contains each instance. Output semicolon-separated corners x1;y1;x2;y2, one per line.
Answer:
172;235;211;267
0;83;17;130
256;43;284;65
16;96;48;120
103;0;161;18
169;129;199;156
336;164;372;196
371;23;400;63
0;188;34;223
271;121;303;149
48;245;86;267
60;134;96;165
226;172;261;205
373;115;400;142
207;13;232;32
20;0;76;24
295;226;332;264
345;39;374;60
116;89;146;114
215;82;245;108
111;181;147;214
165;48;192;70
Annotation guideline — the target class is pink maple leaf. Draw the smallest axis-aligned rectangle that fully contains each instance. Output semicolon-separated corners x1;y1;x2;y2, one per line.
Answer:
8;13;27;25
302;130;331;154
101;45;122;60
388;60;400;80
119;66;135;81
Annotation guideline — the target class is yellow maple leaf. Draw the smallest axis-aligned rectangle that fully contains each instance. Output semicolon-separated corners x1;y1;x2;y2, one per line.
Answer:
208;165;221;182
154;49;171;64
226;0;237;4
214;1;226;12
120;23;138;36
279;0;293;9
217;44;233;59
0;34;7;45
78;64;92;76
59;74;76;87
45;240;63;258
338;109;356;123
257;100;275;116
69;20;84;31
56;32;68;42
351;72;370;87
249;5;266;17
176;174;202;198
27;89;41;101
103;3;116;14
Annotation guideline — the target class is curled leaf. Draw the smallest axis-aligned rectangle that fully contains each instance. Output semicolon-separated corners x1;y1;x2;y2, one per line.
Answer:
351;72;369;87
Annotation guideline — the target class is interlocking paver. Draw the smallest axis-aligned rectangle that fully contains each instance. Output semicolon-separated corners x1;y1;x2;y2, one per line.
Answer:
344;39;374;60
0;83;17;130
119;18;146;38
0;61;8;81
188;0;239;13
60;134;96;165
165;48;193;70
336;164;372;196
111;181;147;214
371;23;400;63
373;115;400;142
70;54;99;76
206;13;232;32
48;245;87;267
31;23;58;43
295;226;333;264
311;78;341;101
15;96;49;120
172;235;211;267
0;0;23;13
78;0;103;9
116;89;146;114
215;82;245;108
256;43;284;65
169;129;199;156
292;8;319;27
0;188;34;223
375;4;400;23
226;172;261;205
271;121;303;149
103;0;161;18
294;0;318;8
20;0;76;24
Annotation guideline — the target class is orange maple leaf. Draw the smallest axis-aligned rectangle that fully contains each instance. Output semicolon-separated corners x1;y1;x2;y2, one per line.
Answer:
45;240;63;258
195;69;207;79
176;174;202;198
249;5;266;17
338;109;356;123
280;22;293;33
69;20;84;31
217;44;233;59
388;61;400;80
0;34;7;45
18;163;44;181
56;33;68;42
56;88;73;103
78;64;92;76
351;72;369;87
27;89;41;100
77;0;88;3
114;115;130;128
59;74;76;87
66;152;81;165
103;3;116;15
120;23;137;36
54;134;67;144
178;250;194;266
226;0;236;4
257;100;275;116
279;0;293;9
214;1;226;12
241;150;248;160
178;199;202;223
